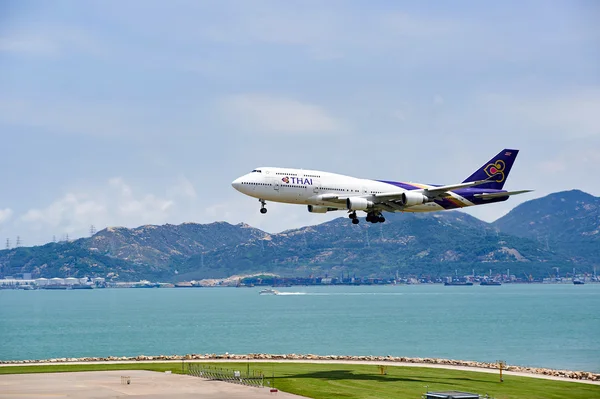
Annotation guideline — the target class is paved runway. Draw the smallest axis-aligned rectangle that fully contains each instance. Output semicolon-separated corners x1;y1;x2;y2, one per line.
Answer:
0;370;308;398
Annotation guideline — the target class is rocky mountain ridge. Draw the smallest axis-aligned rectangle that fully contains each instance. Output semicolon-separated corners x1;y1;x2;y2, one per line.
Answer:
1;190;598;280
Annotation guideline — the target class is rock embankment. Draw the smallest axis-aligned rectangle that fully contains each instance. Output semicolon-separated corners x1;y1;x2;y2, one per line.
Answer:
1;353;598;381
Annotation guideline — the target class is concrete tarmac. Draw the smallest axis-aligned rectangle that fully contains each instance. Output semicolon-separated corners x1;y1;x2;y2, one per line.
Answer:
0;370;308;399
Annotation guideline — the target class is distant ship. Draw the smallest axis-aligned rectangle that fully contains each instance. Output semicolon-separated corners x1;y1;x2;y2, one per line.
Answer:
133;281;160;288
573;279;585;285
480;280;502;286
43;285;69;290
71;284;94;289
259;288;280;295
444;281;473;286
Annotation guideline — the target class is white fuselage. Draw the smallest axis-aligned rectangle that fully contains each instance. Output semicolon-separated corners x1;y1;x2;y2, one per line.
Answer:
231;167;447;213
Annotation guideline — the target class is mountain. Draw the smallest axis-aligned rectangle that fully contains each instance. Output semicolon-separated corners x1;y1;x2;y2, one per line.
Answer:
1;190;597;281
88;222;267;267
493;190;600;261
0;222;266;280
186;211;567;280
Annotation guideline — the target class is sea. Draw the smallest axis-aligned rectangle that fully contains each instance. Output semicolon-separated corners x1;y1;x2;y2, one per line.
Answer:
0;284;598;372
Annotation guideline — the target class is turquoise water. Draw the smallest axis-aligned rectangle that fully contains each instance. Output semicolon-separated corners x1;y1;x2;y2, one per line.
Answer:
0;284;598;372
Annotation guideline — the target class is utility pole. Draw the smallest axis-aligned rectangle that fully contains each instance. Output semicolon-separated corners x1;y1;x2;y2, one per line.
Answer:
5;238;9;250
16;236;21;247
90;225;96;236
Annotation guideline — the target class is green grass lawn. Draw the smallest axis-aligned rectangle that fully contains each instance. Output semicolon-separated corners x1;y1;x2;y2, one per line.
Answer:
1;362;598;399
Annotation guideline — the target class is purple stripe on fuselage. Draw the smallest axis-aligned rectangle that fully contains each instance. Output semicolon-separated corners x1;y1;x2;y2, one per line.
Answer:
376;180;420;190
434;198;461;209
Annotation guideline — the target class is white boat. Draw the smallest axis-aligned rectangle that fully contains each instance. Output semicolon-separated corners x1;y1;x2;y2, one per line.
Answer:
259;288;279;295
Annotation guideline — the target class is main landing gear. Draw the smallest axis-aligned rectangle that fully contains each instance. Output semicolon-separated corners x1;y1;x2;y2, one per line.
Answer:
259;199;267;214
348;211;386;224
367;212;385;224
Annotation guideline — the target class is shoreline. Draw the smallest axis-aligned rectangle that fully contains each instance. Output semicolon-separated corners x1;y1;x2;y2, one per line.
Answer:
1;353;598;383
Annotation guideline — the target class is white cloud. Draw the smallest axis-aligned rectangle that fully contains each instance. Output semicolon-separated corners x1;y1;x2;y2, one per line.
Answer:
205;197;338;235
21;193;105;232
16;177;200;243
9;174;334;245
0;208;13;224
480;89;600;139
166;177;198;200
0;36;59;56
391;110;407;122
0;28;108;58
0;97;205;139
108;178;174;221
536;161;566;174
221;94;344;134
0;98;139;138
169;5;461;54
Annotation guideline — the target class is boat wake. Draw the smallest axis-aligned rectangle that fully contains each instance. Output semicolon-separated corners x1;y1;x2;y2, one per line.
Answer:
275;292;405;296
275;292;307;296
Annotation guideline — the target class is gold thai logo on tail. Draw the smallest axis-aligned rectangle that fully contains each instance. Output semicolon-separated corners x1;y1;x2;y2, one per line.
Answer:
484;160;506;182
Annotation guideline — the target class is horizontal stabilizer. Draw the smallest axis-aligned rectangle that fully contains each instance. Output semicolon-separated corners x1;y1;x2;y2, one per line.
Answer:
474;190;533;199
423;178;493;197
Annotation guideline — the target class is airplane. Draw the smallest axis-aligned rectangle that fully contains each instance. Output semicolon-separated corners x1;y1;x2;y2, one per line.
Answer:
231;149;532;225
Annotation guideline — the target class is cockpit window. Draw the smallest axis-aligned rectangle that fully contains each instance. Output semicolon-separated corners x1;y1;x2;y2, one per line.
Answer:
251;169;262;173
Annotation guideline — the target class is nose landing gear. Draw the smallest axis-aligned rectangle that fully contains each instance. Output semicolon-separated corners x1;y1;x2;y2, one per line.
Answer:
259;199;267;214
349;211;359;224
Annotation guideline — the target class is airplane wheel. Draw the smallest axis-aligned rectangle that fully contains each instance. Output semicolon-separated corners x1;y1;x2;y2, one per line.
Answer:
365;214;373;222
352;218;359;225
379;216;385;223
260;208;267;214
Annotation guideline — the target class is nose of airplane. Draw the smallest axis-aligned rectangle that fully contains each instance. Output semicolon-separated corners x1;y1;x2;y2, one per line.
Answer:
231;177;243;191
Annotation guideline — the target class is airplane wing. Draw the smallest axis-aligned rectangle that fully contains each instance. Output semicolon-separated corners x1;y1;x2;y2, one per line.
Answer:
373;178;492;201
473;190;533;199
313;180;530;210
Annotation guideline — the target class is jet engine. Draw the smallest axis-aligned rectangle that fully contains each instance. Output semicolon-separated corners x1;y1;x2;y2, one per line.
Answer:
307;205;338;213
346;197;373;211
400;191;429;206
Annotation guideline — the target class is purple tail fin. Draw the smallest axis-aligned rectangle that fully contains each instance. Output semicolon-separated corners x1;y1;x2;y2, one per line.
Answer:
462;149;519;190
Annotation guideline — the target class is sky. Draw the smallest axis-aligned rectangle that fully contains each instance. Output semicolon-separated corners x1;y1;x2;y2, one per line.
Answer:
0;0;599;247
